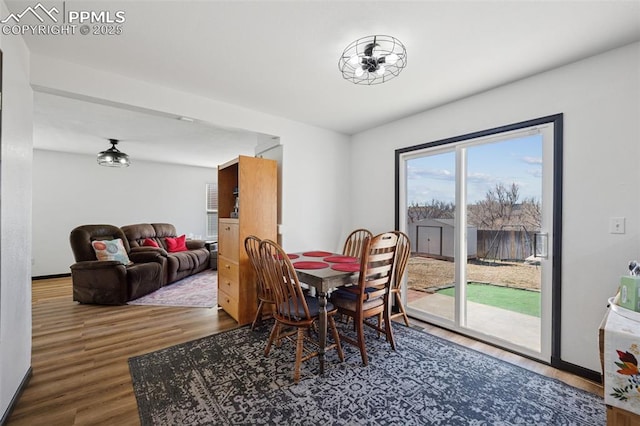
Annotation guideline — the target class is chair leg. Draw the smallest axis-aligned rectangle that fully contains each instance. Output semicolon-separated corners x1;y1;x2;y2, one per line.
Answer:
251;300;265;331
395;291;410;327
355;316;368;366
294;327;305;383
264;321;281;357
328;315;344;362
383;306;396;351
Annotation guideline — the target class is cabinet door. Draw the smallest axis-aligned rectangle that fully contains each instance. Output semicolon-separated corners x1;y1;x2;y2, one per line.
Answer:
218;255;240;300
218;221;239;260
607;405;640;425
218;289;240;321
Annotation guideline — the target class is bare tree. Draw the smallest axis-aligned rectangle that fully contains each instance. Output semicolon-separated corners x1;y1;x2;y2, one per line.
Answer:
468;183;520;229
407;199;455;223
519;196;541;230
409;183;541;231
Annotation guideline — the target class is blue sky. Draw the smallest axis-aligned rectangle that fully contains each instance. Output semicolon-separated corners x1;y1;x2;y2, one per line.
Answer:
407;134;543;205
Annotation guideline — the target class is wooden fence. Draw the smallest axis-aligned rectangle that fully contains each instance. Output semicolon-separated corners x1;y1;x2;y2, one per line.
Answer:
476;229;535;261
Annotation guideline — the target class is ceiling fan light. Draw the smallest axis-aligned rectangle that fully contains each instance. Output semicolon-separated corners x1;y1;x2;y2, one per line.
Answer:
385;53;399;65
97;139;130;167
348;55;360;66
377;65;385;76
355;66;365;77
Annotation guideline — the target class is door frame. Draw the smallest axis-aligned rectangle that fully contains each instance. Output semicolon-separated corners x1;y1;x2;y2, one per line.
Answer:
395;114;568;371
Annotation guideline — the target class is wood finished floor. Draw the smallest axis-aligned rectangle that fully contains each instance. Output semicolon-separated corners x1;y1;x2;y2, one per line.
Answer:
7;276;603;425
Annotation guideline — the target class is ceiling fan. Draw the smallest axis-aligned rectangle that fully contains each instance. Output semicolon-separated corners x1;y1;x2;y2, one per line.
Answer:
338;35;407;85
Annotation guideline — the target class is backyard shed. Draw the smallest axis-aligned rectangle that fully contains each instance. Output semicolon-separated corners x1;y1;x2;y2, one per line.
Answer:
408;218;477;259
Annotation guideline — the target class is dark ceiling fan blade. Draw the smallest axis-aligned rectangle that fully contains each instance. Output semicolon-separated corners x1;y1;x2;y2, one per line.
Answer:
363;42;378;57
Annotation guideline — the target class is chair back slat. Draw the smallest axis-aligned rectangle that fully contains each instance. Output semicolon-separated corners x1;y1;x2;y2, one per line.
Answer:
368;252;396;263
391;231;411;291
385;231;411;327
356;232;398;297
244;235;269;299
343;228;373;258
366;265;393;280
259;239;311;322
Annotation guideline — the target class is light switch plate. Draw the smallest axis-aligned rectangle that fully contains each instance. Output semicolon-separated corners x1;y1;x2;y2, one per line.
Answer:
610;217;626;234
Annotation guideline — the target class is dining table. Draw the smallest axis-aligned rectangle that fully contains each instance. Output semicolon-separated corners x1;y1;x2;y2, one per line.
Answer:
287;250;362;374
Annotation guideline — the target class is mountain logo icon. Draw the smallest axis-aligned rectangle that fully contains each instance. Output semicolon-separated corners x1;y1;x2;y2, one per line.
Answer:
1;3;59;24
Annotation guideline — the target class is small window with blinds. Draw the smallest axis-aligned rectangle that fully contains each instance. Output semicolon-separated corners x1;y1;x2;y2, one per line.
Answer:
206;183;218;238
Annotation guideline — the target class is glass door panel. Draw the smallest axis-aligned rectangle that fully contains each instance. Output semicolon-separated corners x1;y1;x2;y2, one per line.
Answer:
405;151;456;324
464;135;543;352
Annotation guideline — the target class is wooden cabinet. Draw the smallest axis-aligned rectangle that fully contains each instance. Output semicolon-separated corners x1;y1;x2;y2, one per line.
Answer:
607;405;640;426
217;156;277;325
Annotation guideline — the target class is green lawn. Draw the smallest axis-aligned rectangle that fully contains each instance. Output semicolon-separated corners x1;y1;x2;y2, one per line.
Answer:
436;283;540;317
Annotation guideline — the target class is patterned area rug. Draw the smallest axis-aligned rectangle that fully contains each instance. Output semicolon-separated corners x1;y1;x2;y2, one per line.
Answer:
128;322;605;425
127;269;217;308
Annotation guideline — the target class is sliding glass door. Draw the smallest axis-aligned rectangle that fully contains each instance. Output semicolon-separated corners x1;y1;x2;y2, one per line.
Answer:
397;116;561;363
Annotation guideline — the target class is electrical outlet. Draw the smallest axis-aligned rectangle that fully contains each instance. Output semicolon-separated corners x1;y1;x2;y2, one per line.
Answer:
610;217;626;234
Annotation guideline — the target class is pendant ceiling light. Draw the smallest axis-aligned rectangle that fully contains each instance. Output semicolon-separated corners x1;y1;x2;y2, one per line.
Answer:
97;139;130;167
338;35;407;85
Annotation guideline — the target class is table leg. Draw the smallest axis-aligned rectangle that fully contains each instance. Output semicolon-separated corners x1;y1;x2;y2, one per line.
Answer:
317;291;327;374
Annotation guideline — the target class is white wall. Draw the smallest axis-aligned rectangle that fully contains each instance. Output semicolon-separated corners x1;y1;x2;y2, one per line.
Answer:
0;1;33;418
32;150;220;276
349;42;640;373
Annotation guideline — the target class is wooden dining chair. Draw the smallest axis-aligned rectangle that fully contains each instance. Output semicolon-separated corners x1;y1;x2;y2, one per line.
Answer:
244;235;274;331
331;232;398;366
342;228;373;258
339;229;373;324
259;239;344;383
388;231;411;327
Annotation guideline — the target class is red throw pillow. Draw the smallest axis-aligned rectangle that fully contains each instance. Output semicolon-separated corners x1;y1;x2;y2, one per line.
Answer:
142;238;159;248
165;235;188;252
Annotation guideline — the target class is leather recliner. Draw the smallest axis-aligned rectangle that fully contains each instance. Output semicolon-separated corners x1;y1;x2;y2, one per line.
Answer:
121;223;210;285
69;224;165;305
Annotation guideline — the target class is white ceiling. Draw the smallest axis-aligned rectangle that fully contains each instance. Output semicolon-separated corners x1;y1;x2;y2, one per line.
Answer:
33;92;261;168
9;0;640;167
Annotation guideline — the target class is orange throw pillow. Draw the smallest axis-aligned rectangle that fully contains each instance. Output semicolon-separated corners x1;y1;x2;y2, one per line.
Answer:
165;235;188;252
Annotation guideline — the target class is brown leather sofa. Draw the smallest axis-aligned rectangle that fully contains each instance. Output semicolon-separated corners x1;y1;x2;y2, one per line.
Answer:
121;223;210;285
69;224;165;305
